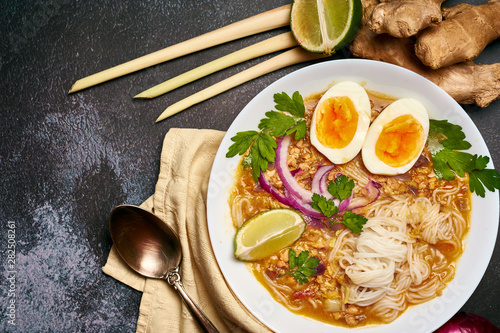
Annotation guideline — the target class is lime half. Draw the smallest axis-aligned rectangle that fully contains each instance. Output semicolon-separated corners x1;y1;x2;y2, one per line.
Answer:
291;0;362;54
234;209;306;261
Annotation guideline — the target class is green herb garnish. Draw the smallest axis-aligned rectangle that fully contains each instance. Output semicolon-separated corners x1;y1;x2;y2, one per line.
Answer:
341;211;367;234
281;248;320;284
428;119;500;197
311;174;368;233
226;91;307;180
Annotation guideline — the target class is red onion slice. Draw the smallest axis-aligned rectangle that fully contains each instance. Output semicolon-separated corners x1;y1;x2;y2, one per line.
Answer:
319;171;332;199
302;215;325;229
276;135;314;203
346;180;382;211
258;171;324;218
284;188;325;218
258;171;290;206
260;135;382;220
339;197;351;212
312;165;334;198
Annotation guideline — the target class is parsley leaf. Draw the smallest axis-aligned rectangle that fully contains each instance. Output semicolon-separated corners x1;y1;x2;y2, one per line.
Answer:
341;211;368;234
469;155;500;198
471;154;490;170
258;111;296;137
328;174;355;201
247;132;277;180
433;149;472;179
226;92;307;180
226;130;259;158
311;193;338;218
311;174;366;233
286;119;307;140
428;120;472;151
428;119;500;197
274;91;305;117
257;132;277;161
281;248;320;284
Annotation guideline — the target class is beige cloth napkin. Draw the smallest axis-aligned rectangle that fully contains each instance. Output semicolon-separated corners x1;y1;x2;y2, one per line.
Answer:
102;128;272;333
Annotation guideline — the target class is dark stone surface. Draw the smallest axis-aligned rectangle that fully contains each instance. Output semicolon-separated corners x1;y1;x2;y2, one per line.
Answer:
1;0;498;331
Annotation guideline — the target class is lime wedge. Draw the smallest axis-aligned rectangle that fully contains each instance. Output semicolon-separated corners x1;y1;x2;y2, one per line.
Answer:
234;209;306;261
291;0;362;54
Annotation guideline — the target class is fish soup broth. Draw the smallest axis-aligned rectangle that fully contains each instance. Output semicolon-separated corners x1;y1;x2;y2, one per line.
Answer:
229;89;470;327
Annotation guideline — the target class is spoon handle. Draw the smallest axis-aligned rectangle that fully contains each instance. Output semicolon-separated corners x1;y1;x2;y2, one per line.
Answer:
167;270;220;333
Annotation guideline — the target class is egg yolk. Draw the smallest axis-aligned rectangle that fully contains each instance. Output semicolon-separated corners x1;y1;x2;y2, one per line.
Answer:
375;114;424;167
315;96;359;149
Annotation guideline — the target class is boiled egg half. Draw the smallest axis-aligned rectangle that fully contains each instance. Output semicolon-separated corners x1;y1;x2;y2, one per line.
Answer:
310;81;371;164
362;98;429;175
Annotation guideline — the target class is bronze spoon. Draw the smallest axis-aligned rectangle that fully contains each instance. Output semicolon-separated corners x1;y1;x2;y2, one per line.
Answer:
109;205;219;333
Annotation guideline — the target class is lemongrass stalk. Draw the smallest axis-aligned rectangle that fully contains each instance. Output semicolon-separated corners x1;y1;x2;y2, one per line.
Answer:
68;5;291;93
135;32;297;99
155;48;329;122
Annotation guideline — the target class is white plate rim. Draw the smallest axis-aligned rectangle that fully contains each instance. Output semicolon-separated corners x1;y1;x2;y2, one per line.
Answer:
206;59;499;333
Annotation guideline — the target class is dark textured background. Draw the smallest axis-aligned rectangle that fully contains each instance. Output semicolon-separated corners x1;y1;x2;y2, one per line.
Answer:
0;0;498;332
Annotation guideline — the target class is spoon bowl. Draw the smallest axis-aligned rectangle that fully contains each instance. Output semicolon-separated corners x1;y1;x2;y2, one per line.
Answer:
109;205;219;333
110;205;181;278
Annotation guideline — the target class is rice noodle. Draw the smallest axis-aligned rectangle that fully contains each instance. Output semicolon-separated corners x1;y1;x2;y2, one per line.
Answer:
231;196;251;228
368;292;406;323
343;159;371;186
341;216;409;306
307;297;318;309
262;272;304;311
328;229;354;262
339;187;468;321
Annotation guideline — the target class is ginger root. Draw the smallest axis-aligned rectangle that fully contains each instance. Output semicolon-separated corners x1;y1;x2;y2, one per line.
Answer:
368;0;445;37
351;0;500;107
415;0;500;69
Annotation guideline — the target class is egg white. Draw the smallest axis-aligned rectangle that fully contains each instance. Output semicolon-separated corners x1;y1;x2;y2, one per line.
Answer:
310;81;371;164
362;98;430;175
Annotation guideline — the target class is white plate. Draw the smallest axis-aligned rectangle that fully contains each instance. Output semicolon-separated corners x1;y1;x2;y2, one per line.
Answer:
206;59;499;333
